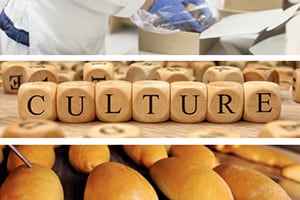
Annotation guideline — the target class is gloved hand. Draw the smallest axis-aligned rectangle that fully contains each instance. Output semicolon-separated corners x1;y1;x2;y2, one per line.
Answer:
182;0;213;30
148;0;202;32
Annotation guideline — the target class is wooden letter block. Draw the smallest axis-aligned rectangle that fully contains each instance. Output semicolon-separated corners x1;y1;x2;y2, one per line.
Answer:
132;80;169;122
243;81;281;123
190;61;215;81
224;61;247;70
58;70;75;83
2;119;65;138
243;64;279;84
258;120;300;138
83;61;114;82
165;61;189;68
95;80;131;122
170;81;207;123
203;66;244;83
155;67;190;83
186;129;241;138
85;123;142;138
25;64;58;83
126;62;162;82
18;82;57;120
207;81;243;123
293;69;300;103
1;61;30;94
57;81;95;123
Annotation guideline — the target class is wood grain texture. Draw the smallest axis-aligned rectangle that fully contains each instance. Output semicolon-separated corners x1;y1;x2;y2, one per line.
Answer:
1;88;300;138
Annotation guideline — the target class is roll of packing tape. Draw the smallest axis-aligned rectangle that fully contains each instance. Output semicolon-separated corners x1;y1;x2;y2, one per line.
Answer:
286;14;300;54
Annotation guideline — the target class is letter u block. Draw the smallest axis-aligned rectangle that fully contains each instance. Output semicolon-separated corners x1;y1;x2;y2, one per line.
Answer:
207;81;243;123
18;82;57;120
1;61;30;94
170;81;207;123
57;81;95;123
132;80;169;122
293;69;300;103
24;64;58;83
243;81;281;123
95;80;132;122
83;61;114;82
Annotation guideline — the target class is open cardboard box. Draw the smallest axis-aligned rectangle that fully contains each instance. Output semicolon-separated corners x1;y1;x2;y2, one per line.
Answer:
223;0;283;11
138;3;300;55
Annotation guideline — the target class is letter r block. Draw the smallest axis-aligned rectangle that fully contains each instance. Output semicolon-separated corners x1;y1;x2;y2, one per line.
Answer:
95;80;132;122
57;81;95;123
207;81;243;123
132;80;169;122
243;81;281;123
170;81;207;123
18;82;57;120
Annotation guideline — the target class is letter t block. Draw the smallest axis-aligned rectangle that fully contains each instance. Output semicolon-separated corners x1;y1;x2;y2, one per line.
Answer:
243;81;281;123
132;80;169;122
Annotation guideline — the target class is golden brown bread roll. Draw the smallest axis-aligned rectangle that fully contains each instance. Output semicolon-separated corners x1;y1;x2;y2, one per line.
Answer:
69;145;110;174
209;145;240;153
0;164;64;200
282;164;300;183
150;157;233;200
169;145;218;168
231;145;295;168
123;145;168;168
7;145;55;172
84;162;158;200
214;164;291;200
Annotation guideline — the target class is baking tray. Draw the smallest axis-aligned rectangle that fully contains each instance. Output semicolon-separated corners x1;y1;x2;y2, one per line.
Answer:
0;146;299;200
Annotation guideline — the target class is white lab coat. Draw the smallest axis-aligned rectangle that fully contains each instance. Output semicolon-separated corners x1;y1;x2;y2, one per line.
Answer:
0;0;145;54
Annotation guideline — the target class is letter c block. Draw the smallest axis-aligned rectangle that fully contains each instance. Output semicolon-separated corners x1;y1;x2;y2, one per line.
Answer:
18;82;57;120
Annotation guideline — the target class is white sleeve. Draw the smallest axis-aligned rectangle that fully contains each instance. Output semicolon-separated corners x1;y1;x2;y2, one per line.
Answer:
72;0;146;17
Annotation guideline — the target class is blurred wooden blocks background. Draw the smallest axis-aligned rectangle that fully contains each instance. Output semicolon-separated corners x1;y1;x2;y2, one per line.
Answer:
155;67;191;83
85;124;142;138
258;120;300;138
203;66;244;83
126;62;162;82
293;69;300;103
83;62;114;82
25;64;58;83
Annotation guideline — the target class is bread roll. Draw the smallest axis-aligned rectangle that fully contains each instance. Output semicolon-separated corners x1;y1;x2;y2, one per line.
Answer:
214;164;291;200
123;145;168;168
209;145;240;153
231;145;295;168
84;162;158;200
282;164;300;183
7;145;55;172
69;145;110;174
150;157;233;200
169;145;218;168
0;164;64;200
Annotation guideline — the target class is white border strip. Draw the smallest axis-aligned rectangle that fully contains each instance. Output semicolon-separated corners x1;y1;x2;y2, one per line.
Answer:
0;138;300;145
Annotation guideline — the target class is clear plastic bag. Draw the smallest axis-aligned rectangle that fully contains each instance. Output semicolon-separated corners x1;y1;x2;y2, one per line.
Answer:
131;1;218;34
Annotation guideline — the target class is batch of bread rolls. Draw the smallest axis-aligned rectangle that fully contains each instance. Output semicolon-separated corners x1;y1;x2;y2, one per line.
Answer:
0;145;300;200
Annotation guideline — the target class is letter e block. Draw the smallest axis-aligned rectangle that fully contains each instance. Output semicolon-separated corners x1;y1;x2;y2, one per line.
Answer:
83;61;113;82
57;81;95;123
18;82;57;120
207;81;243;123
170;81;207;123
132;80;169;122
95;80;132;122
243;81;281;123
293;69;300;103
1;61;30;94
25;64;58;83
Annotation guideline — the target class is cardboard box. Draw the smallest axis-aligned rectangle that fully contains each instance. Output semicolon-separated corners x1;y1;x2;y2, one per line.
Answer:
223;0;283;11
138;4;300;55
218;8;250;19
138;29;217;55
